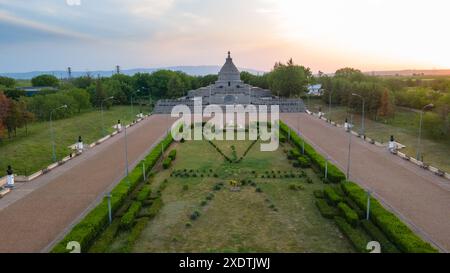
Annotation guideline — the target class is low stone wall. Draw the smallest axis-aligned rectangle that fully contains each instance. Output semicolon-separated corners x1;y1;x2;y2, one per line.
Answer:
306;110;450;181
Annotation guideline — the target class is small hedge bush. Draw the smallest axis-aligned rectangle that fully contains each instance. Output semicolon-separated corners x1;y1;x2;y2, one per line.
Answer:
334;216;369;253
341;181;437;253
190;210;201;220
288;149;301;160
361;220;400;253
136;185;152;202
315;199;337;219
147;197;163;218
120;201;142;230
323;186;342;206
121;217;149;253
168;149;177;160
162;158;172;169
337;202;359;227
297;156;311;168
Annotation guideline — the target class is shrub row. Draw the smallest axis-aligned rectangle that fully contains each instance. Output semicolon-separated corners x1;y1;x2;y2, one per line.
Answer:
136;185;152;202
337;202;359;227
168;149;177;160
315;199;336;219
147;197;163;218
51;133;173;253
207;140;232;162
120;201;142;230
235;139;258;163
361;220;400;253
341;181;437;253
280;121;346;183
120;217;149;253
334;216;369;253
323;186;342;206
297;156;311;168
162;157;172;169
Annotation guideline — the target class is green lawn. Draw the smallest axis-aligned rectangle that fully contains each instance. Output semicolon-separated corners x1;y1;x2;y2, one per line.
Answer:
307;98;450;172
97;136;354;253
0;106;143;175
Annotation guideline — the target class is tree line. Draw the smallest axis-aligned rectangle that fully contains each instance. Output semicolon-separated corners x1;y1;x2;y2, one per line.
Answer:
0;71;217;141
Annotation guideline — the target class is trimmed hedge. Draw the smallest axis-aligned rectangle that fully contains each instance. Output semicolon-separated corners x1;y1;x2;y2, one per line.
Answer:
297;156;311;168
120;201;142;230
341;181;437;253
120;217;149;253
315;199;337;219
344;197;365;219
162;157;172;169
168;149;177;160
361;220;400;253
337;202;359;227
136;185;152;202
288;149;301;160
89;221;120;253
323;186;342;206
147;197;163;218
51;132;173;253
280;121;345;183
334;216;369;253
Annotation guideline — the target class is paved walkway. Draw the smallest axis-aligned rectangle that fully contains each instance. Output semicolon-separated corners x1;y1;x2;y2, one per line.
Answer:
281;113;450;252
0;115;175;252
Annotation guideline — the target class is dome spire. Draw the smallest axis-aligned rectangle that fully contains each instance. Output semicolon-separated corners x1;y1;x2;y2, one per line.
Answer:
227;51;231;59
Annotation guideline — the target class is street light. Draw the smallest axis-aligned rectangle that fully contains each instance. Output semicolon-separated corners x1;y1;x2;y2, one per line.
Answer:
101;96;114;137
352;93;365;137
50;104;68;162
416;103;434;160
124;122;129;186
328;89;333;121
346;114;354;180
131;90;143;120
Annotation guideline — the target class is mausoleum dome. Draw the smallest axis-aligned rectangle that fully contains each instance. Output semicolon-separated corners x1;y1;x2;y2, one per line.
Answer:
218;51;241;81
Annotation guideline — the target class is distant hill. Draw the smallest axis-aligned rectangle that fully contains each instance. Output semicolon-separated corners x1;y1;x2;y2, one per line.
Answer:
0;66;266;80
363;69;450;77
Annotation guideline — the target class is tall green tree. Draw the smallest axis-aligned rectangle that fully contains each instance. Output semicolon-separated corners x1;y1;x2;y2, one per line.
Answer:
31;74;59;87
268;59;312;97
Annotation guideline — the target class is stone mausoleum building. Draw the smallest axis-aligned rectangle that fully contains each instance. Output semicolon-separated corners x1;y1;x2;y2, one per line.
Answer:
153;52;306;114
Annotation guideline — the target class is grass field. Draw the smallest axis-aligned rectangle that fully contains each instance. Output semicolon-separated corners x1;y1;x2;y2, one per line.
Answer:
307;98;450;172
94;135;355;253
0;106;143;175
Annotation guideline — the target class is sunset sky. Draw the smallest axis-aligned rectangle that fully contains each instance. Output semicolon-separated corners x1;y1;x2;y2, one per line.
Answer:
1;0;449;73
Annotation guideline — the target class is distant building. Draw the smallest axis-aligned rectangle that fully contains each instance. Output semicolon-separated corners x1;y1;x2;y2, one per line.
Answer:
18;86;57;96
307;84;323;96
153;52;306;113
